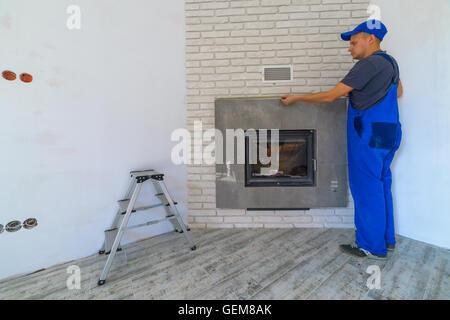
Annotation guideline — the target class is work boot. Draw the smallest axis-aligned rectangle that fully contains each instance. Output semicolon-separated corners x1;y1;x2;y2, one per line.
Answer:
339;242;387;260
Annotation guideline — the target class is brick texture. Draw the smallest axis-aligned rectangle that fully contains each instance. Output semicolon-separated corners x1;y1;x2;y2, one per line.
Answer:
185;0;370;229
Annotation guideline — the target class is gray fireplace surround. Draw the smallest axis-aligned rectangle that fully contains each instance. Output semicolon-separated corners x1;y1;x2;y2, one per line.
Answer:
215;97;348;209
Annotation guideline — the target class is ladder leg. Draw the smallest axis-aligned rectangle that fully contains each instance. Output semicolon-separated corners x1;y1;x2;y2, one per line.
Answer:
158;180;196;250
98;181;143;285
99;177;136;254
151;180;182;232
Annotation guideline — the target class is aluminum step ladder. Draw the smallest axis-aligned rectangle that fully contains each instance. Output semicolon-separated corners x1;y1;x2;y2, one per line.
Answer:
97;169;196;286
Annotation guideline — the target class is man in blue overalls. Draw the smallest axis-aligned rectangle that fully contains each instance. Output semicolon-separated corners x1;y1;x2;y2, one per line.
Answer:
281;20;403;259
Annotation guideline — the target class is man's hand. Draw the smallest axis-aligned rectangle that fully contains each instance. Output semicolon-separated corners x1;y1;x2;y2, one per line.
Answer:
280;95;298;106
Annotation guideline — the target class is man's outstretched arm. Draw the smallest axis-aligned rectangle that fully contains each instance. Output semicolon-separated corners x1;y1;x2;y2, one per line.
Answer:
281;82;354;105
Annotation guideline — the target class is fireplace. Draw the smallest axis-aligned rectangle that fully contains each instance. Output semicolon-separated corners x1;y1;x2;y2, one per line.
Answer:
215;97;348;209
245;130;315;187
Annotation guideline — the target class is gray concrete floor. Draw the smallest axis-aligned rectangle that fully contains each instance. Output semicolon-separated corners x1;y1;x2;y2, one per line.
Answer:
0;228;448;300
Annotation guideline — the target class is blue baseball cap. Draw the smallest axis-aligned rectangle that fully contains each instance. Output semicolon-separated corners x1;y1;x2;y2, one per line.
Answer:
340;19;388;41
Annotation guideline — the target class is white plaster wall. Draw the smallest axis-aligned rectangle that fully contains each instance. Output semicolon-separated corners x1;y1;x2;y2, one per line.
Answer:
0;0;187;280
371;0;450;249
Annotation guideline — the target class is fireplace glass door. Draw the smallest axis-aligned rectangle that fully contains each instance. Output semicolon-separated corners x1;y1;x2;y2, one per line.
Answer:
245;130;315;187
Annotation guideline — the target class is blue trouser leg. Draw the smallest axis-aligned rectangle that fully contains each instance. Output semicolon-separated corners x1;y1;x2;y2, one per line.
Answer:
350;162;388;256
382;167;395;246
381;126;402;246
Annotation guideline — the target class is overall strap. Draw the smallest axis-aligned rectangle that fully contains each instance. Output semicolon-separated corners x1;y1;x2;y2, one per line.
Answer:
372;52;400;85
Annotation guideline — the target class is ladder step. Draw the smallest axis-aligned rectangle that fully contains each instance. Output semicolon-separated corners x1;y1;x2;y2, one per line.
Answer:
123;215;177;231
130;170;164;181
104;228;122;254
118;199;178;214
118;200;164;214
130;169;156;177
155;193;178;206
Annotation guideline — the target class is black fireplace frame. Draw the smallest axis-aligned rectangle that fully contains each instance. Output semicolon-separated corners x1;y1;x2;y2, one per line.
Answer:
244;129;316;187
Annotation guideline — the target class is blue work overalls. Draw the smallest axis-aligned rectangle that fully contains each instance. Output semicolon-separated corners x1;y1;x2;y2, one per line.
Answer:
347;52;402;256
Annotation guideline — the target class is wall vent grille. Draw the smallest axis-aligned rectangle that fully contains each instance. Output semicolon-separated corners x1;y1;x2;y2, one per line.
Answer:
262;65;292;82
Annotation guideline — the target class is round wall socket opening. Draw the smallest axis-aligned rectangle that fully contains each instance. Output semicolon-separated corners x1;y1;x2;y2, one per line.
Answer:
5;220;22;232
23;218;38;229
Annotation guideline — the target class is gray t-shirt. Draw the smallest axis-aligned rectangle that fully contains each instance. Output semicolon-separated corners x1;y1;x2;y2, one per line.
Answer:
341;50;400;110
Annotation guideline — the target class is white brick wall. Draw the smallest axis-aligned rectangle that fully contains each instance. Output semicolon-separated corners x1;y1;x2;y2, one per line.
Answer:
185;0;369;229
